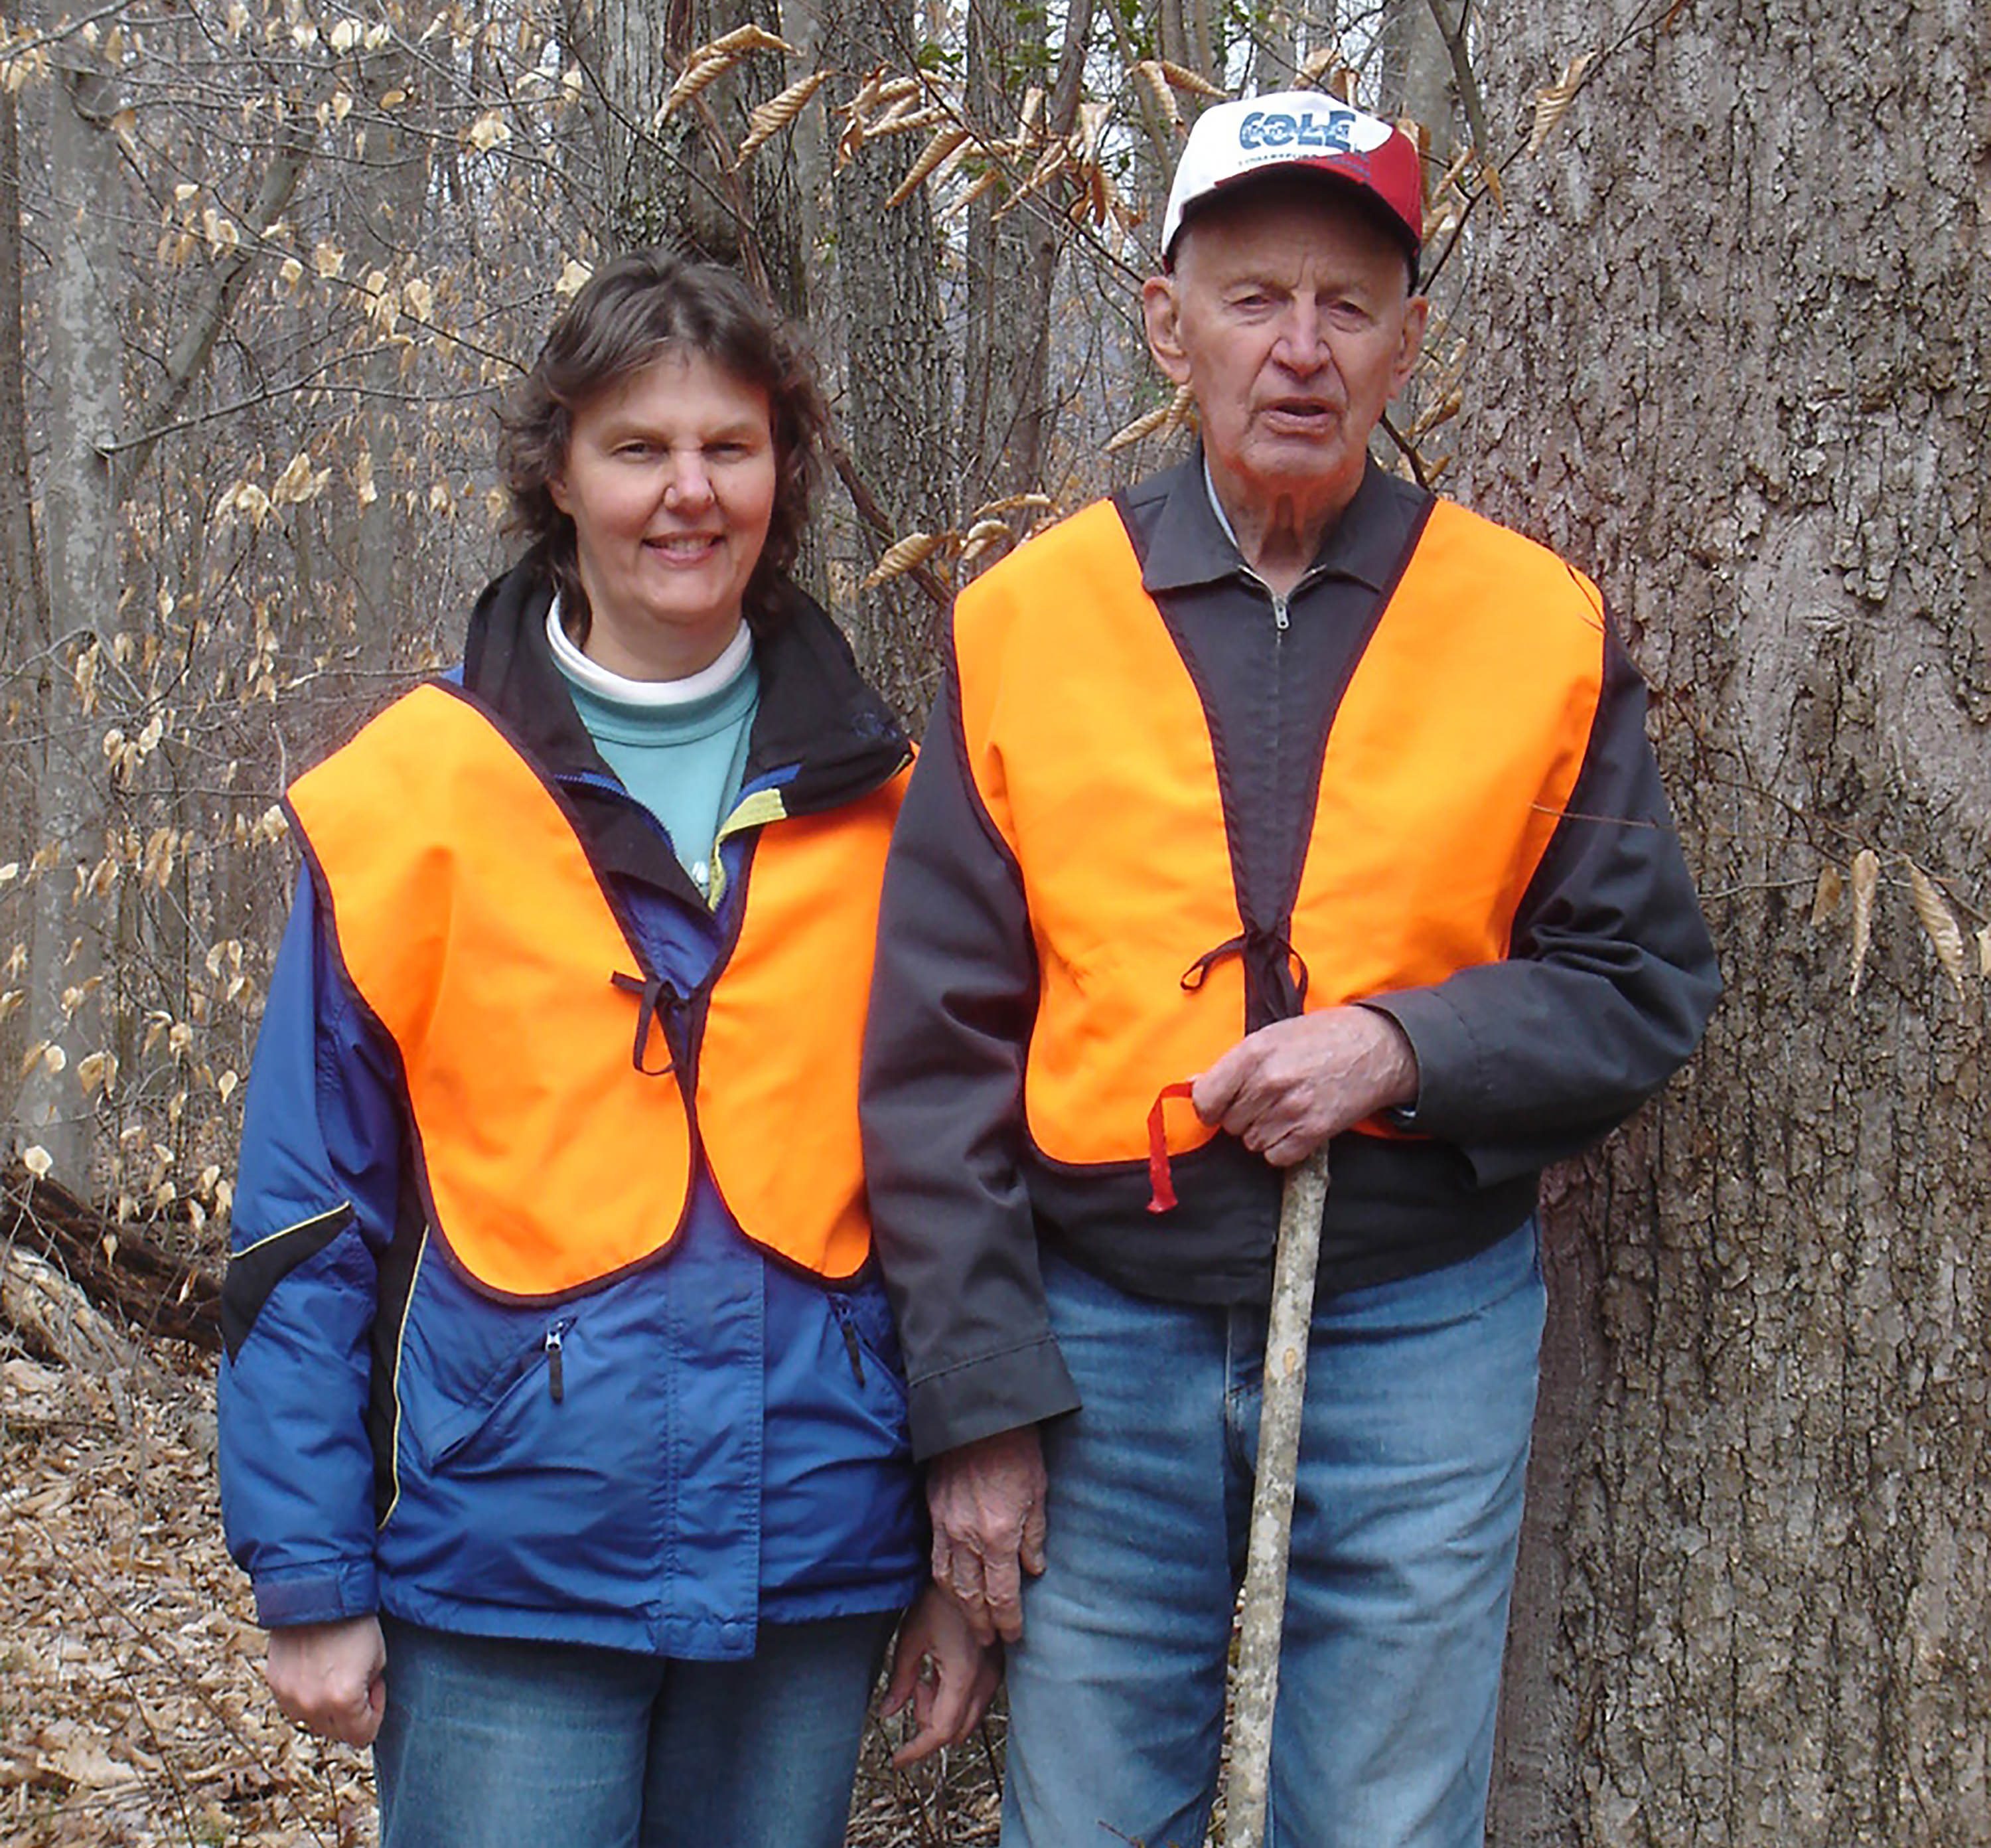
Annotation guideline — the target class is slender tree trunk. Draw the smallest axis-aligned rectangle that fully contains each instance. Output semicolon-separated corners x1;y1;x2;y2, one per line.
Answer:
1470;5;1991;1843
19;59;121;1182
563;0;677;248
1376;0;1453;137
349;44;435;659
0;89;48;1130
1244;2;1296;92
0;92;44;666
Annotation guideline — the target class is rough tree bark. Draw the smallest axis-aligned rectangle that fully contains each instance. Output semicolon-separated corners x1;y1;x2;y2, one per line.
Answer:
1468;4;1991;1843
0;89;48;1131
19;56;123;1182
961;0;1092;514
825;0;949;720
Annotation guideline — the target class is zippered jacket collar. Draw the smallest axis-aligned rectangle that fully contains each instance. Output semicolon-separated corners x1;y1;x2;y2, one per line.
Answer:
1133;446;1430;596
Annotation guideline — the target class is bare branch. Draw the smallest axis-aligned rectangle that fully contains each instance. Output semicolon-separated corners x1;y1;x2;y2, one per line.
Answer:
111;116;319;500
1424;0;1492;155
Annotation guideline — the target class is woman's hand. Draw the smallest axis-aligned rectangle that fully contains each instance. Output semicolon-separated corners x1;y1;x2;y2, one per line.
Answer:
881;1583;1002;1766
265;1616;388;1747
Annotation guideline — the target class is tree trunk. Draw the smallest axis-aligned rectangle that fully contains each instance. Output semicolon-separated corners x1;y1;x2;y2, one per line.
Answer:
348;44;435;660
570;0;805;302
962;0;1091;514
1375;0;1453;131
0;88;48;1134
826;0;949;720
19;59;123;1182
1469;5;1991;1843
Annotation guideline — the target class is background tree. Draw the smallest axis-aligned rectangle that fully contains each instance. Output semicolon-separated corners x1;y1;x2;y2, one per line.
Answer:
20;41;123;1182
824;0;951;714
1468;4;1991;1843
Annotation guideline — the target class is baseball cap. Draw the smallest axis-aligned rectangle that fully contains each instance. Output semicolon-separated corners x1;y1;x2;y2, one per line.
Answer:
1160;92;1424;278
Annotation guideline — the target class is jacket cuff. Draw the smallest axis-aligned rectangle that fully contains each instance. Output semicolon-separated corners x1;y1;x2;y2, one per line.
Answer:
907;1336;1081;1462
1357;990;1475;1131
252;1559;378;1629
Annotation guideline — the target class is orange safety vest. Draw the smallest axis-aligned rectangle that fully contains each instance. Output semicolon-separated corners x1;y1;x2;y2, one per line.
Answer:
287;682;903;1296
952;497;1605;1170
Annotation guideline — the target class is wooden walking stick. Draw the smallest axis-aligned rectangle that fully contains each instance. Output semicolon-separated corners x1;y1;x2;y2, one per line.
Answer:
1224;1146;1331;1848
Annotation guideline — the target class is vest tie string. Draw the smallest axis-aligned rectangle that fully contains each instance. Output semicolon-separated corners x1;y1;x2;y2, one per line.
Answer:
1179;923;1311;1025
611;970;680;1076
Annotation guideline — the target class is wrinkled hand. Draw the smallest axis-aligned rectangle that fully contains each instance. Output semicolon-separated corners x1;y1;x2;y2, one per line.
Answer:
926;1425;1047;1646
1191;1006;1418;1170
265;1616;387;1748
882;1583;1003;1766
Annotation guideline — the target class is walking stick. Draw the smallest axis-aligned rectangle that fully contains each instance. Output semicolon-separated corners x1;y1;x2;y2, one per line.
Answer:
1224;1146;1330;1848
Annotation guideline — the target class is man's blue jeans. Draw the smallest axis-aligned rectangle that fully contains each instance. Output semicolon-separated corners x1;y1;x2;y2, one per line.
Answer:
1003;1219;1546;1848
372;1610;895;1848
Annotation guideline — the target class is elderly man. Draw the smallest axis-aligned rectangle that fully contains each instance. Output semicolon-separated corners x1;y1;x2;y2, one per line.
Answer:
861;92;1718;1848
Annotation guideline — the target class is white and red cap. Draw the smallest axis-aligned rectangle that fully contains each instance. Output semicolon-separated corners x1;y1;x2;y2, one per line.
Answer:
1161;92;1424;275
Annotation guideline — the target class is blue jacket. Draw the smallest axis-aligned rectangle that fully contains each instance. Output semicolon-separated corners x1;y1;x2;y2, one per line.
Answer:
218;564;926;1658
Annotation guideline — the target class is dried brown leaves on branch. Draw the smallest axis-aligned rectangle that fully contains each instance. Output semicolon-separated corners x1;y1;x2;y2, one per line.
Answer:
1527;51;1597;157
658;25;798;125
1820;848;1984;1008
861;497;1059;590
1848;848;1882;998
1107;385;1199;455
733;70;833;170
1907;864;1970;1000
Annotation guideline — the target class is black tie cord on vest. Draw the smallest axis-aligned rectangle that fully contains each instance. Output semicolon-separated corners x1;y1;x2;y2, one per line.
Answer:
611;970;680;1077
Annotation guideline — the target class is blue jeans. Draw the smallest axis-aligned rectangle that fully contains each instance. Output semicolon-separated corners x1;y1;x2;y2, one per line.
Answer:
372;1611;896;1848
1003;1220;1546;1848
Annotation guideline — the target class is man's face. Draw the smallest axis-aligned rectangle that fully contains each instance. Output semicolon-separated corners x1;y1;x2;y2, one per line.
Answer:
1143;183;1427;528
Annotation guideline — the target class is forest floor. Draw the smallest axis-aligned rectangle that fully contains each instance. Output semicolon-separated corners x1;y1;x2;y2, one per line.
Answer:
0;1345;1001;1847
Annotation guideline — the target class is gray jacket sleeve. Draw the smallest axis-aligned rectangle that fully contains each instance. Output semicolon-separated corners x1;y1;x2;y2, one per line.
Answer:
1364;624;1720;1180
861;670;1082;1461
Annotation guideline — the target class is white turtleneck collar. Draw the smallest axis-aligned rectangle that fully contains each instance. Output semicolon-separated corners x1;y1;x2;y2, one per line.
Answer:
546;593;754;708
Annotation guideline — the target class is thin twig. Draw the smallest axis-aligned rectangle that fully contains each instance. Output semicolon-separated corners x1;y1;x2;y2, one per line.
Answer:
1423;0;1492;156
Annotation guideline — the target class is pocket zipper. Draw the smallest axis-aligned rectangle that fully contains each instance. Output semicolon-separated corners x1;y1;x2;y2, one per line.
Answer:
545;1318;573;1403
828;1298;865;1386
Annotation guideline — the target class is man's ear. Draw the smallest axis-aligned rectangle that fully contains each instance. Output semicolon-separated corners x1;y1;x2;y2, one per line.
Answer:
1142;276;1193;386
1389;294;1430;398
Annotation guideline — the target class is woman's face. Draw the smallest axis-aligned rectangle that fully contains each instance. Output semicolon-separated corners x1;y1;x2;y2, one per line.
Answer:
550;349;778;680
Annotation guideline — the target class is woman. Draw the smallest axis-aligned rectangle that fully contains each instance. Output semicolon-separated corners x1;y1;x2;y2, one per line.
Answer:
217;250;994;1847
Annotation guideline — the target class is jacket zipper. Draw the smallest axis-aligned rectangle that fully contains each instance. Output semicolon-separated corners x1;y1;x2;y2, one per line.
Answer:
827;1296;866;1386
544;1318;573;1403
1267;586;1287;875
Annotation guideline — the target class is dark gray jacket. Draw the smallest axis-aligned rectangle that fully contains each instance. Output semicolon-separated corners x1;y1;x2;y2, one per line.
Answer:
861;455;1720;1458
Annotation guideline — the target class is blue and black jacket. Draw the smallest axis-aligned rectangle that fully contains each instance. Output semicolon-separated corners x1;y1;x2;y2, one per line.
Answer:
218;562;926;1657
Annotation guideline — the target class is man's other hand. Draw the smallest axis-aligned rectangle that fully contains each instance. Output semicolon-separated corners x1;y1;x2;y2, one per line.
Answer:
926;1424;1047;1646
265;1615;387;1747
1191;1006;1418;1168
